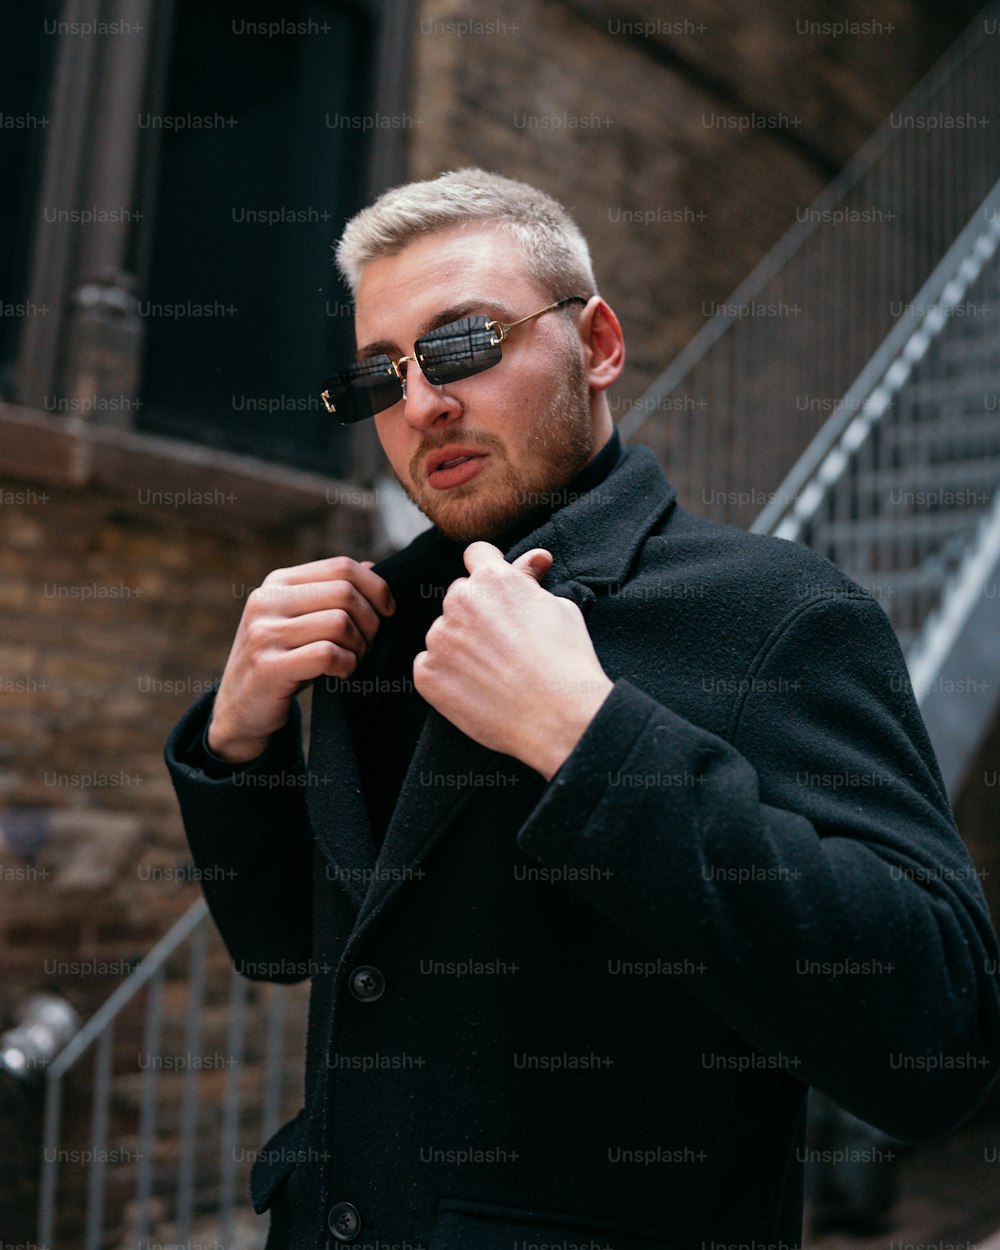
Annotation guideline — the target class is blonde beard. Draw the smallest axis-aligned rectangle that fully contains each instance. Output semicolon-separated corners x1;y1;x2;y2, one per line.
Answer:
395;353;595;546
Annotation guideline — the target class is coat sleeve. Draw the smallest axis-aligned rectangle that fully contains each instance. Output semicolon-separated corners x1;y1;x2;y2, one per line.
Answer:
515;590;1000;1141
163;690;314;983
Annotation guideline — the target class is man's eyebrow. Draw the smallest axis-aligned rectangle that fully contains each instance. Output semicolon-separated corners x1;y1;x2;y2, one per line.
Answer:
356;299;516;360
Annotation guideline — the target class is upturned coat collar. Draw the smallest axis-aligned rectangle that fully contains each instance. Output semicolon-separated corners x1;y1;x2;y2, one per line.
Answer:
373;441;677;603
311;442;677;929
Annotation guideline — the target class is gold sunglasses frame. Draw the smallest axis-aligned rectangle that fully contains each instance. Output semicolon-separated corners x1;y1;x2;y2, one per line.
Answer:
320;295;587;416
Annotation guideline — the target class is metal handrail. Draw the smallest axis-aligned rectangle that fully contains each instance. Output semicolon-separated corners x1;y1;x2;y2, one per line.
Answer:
753;178;1000;540
742;176;1000;794
621;0;1000;532
45;901;208;1085
36;895;301;1250
618;8;990;442
37;900;207;1248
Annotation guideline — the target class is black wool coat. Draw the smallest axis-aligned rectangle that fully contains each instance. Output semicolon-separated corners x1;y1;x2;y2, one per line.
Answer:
165;442;1000;1250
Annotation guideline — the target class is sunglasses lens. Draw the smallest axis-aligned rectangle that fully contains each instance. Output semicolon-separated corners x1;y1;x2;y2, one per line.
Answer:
417;315;502;384
324;357;403;423
323;314;507;420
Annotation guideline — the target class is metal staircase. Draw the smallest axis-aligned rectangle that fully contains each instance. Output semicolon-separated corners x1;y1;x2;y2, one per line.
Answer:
31;900;308;1250
752;184;1000;796
621;0;1000;541
622;3;1000;801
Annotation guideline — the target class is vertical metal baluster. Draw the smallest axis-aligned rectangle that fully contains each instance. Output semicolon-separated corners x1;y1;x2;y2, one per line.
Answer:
705;350;725;520
84;1024;114;1250
729;313;740;528
219;969;249;1250
260;984;287;1152
749;283;762;523
905;377;920;640
135;965;165;1245
175;919;208;1243
38;1071;63;1250
255;984;289;1250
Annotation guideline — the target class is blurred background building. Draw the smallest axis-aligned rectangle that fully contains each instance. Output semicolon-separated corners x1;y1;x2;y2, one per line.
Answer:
1;0;999;1246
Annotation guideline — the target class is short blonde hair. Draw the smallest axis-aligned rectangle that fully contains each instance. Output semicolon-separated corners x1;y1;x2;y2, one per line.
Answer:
335;167;599;301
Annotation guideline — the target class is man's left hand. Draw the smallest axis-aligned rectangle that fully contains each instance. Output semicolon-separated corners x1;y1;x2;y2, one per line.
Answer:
412;541;614;781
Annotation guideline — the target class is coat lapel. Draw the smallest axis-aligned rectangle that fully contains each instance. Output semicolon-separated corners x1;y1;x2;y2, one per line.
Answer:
304;670;378;909
314;443;677;929
357;709;506;928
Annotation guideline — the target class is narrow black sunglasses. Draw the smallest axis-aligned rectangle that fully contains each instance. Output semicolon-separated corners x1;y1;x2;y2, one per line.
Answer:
320;295;587;424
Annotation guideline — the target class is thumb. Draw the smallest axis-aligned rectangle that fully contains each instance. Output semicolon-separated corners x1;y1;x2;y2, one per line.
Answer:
510;548;554;582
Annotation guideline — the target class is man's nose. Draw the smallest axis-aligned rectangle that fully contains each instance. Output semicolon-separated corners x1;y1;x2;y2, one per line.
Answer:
399;360;463;429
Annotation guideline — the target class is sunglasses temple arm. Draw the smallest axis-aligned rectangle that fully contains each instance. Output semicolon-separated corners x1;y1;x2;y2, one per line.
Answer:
489;295;588;341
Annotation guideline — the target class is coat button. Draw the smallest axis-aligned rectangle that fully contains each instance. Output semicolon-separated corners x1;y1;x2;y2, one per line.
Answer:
328;1200;361;1240
349;964;385;1001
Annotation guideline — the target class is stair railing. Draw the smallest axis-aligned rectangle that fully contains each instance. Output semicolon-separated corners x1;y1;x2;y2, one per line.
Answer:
35;897;301;1250
621;0;1000;532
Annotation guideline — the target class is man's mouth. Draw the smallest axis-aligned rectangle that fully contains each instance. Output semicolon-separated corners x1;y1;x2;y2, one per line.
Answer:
424;448;490;491
424;446;490;477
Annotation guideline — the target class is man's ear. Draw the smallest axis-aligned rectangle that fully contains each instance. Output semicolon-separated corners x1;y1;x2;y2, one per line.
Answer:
577;297;626;393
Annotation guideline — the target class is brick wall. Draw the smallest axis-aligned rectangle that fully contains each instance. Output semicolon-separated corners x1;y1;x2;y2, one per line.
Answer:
0;407;382;984
0;409;370;1240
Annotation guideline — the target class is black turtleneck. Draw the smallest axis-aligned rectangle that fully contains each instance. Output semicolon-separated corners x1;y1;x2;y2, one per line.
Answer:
343;425;624;849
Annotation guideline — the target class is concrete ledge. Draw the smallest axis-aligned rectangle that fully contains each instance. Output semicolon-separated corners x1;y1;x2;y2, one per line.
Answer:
0;402;377;534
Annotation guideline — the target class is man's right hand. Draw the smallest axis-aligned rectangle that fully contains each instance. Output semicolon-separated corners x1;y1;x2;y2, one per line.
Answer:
207;556;395;763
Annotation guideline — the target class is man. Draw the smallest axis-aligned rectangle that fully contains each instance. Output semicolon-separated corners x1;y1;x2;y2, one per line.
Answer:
166;168;1000;1249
